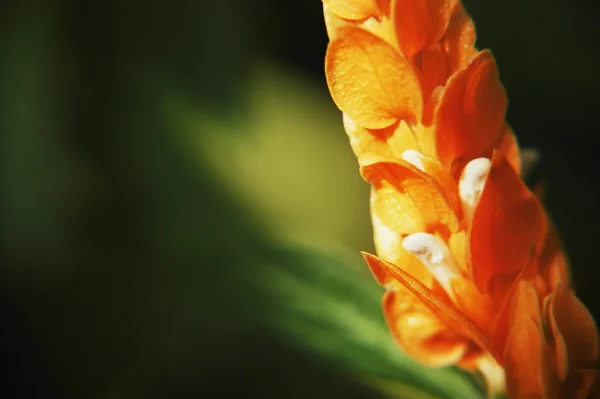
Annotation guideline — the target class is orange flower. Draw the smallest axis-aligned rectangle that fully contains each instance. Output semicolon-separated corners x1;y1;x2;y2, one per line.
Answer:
322;0;599;397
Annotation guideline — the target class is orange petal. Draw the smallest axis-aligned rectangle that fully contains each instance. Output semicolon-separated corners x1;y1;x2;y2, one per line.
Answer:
441;1;477;73
325;27;423;129
450;278;495;334
493;124;521;175
363;252;488;348
434;50;507;169
544;294;569;381
503;280;547;398
490;248;537;360
360;154;459;233
538;222;571;292
323;0;381;20
391;0;453;58
549;283;599;371
510;280;543;333
422;85;443;127
469;152;547;293
383;290;469;366
418;43;448;103
504;317;545;398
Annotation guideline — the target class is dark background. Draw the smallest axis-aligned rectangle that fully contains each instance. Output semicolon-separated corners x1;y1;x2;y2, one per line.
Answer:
1;0;599;398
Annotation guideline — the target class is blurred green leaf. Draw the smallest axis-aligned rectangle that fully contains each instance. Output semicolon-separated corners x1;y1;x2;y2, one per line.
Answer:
164;61;374;253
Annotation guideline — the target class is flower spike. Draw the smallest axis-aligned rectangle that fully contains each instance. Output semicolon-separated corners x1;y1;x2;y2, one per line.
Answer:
322;1;599;397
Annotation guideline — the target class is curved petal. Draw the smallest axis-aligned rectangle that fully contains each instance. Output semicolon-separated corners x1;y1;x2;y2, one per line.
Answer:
544;294;569;381
363;253;488;348
383;289;469;366
560;369;598;399
434;50;507;169
469;152;547;293
401;151;462;217
323;3;356;40
360;154;459;233
490;248;537;360
549;283;599;371
538;222;571;292
325;27;423;129
503;280;548;399
504;317;546;398
391;0;453;58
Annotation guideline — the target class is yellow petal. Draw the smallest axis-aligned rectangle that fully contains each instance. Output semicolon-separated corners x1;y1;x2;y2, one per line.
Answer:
323;0;381;21
370;181;426;235
344;115;419;158
323;3;356;40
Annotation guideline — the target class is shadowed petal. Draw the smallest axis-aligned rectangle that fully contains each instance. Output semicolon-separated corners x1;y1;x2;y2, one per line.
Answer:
560;369;598;399
391;0;453;58
549;283;599;371
418;44;448;102
344;115;420;158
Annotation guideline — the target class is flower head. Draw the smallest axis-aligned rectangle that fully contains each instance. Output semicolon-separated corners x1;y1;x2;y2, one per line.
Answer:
322;0;599;397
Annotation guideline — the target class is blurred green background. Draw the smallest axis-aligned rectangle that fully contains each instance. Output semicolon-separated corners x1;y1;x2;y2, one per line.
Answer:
1;0;599;398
